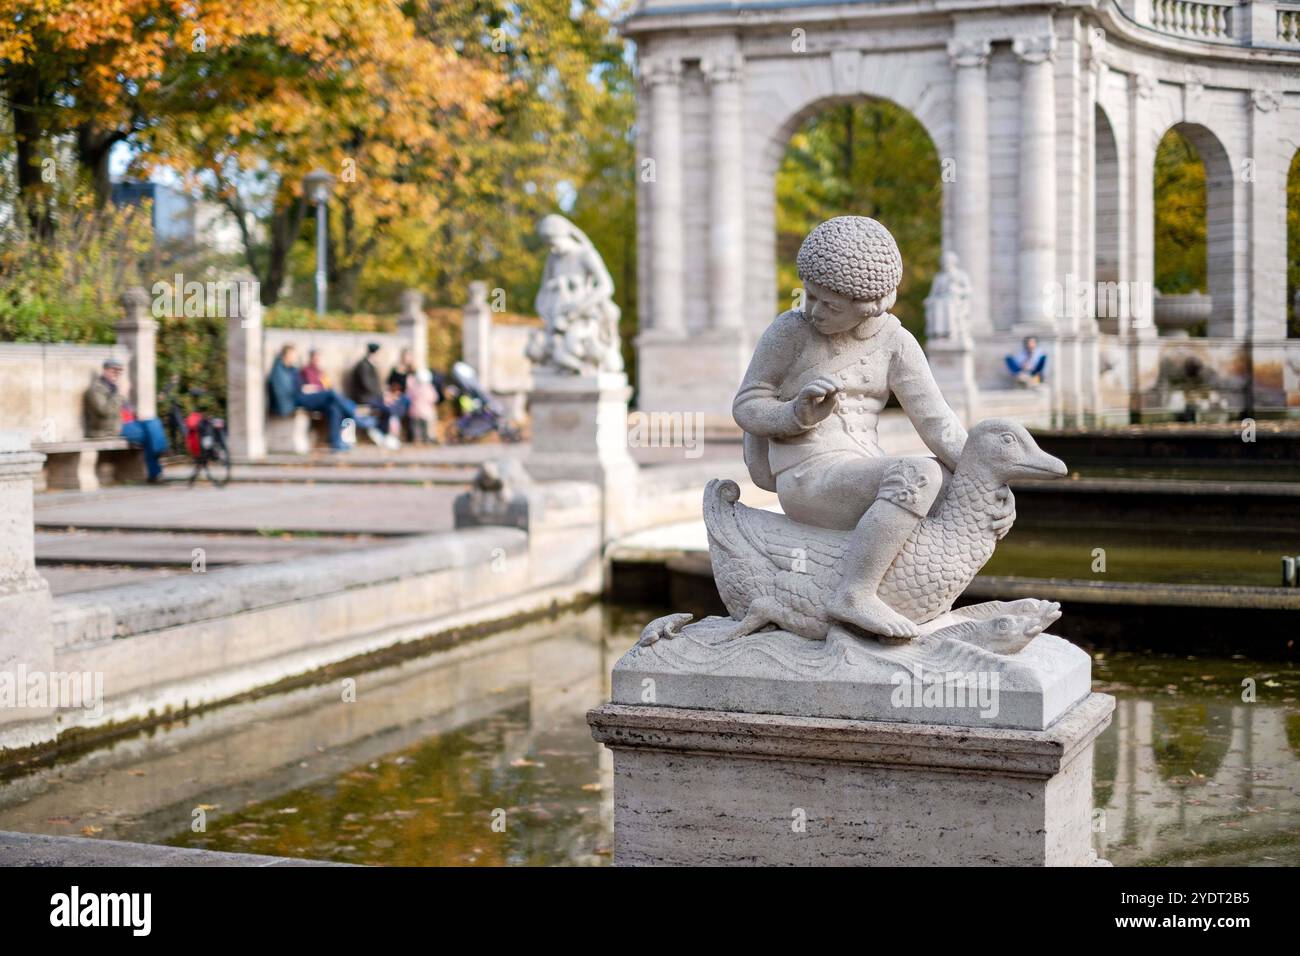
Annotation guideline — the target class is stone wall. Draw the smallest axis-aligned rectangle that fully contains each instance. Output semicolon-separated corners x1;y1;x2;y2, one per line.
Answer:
0;343;133;445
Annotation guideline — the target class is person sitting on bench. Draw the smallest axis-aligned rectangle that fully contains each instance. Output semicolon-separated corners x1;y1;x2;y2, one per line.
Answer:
1005;336;1048;387
86;359;168;482
268;344;377;452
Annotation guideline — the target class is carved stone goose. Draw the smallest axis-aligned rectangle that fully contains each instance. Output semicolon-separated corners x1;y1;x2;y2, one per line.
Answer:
688;418;1067;643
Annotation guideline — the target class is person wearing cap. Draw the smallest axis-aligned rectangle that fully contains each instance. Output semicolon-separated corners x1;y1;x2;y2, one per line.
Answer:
86;359;168;482
733;217;1015;640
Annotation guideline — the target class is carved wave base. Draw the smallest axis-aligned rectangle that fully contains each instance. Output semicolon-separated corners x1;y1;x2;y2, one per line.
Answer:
588;692;1115;866
611;613;1092;731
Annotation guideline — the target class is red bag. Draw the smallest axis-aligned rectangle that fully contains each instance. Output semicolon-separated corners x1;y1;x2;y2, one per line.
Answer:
185;412;203;457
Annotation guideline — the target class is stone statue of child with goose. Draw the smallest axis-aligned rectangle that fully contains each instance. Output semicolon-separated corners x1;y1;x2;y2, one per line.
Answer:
638;216;1068;661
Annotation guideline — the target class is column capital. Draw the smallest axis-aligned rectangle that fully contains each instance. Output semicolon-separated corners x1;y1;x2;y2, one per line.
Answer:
640;56;682;88
701;53;743;85
1012;34;1056;65
946;37;990;68
1131;70;1155;100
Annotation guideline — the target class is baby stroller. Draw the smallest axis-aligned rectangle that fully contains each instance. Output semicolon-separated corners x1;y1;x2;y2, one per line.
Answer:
449;362;522;444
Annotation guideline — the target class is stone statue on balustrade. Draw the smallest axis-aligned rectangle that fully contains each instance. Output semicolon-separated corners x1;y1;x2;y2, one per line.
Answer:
924;251;973;346
526;214;624;375
628;218;1078;714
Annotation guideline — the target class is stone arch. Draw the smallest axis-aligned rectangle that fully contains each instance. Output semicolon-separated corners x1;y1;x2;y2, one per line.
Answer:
742;49;954;338
1153;121;1237;336
768;96;945;331
1094;103;1122;331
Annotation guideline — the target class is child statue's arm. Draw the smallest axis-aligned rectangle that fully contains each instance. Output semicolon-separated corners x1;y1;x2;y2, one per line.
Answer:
890;329;967;471
732;312;816;438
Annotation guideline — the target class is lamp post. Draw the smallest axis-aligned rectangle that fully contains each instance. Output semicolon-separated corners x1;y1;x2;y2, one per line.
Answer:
303;168;336;315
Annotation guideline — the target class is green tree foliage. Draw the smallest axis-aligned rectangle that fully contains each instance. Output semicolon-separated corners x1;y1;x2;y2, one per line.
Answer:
1153;129;1207;295
775;100;942;339
408;0;635;317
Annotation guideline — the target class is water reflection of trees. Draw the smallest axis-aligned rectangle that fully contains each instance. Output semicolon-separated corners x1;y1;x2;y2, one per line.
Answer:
1094;698;1299;866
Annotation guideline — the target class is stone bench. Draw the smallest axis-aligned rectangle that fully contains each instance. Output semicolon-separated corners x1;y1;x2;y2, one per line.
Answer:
35;438;146;491
265;410;313;455
265;404;379;454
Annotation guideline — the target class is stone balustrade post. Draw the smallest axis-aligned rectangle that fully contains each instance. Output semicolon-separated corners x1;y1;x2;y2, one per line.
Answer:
225;275;266;460
398;289;428;370
114;287;158;420
1240;0;1279;43
462;281;493;390
0;432;55;751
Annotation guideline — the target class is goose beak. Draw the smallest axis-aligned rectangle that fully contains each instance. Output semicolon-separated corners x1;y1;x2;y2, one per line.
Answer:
1018;448;1068;478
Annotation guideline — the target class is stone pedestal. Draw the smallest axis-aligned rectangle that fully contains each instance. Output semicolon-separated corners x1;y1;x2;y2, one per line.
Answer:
589;694;1113;867
590;617;1113;866
0;432;55;752
634;329;750;428
926;337;980;426
526;369;637;486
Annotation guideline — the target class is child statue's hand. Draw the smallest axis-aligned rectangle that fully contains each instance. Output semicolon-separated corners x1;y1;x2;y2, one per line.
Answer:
793;377;840;427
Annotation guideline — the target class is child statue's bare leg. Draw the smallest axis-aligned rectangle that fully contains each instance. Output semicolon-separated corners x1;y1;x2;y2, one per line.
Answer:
826;458;941;640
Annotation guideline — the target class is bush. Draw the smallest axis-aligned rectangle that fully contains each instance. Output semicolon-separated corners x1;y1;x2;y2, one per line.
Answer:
0;190;153;344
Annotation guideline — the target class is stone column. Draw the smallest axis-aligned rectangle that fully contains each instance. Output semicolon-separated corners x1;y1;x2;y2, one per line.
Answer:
114;287;158;420
947;38;992;338
225;275;266;460
1126;72;1159;419
1013;35;1058;332
644;56;684;338
398;289;428;371
1127;71;1156;335
0;432;55;752
1247;89;1288;414
461;281;492;390
704;52;745;333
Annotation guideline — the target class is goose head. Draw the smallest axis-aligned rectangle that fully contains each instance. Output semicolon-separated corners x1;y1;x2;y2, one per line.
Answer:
963;418;1068;484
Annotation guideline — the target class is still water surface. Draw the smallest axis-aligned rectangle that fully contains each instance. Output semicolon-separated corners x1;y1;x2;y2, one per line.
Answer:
0;606;1294;866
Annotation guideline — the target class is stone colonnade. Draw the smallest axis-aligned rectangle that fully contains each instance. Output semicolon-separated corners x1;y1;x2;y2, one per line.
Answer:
627;0;1300;424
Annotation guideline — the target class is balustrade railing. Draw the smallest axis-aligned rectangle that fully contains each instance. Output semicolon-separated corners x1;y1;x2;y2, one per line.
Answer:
1150;0;1237;40
1279;4;1300;43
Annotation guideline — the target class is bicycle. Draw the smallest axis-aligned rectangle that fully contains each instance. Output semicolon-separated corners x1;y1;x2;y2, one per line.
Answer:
163;380;233;488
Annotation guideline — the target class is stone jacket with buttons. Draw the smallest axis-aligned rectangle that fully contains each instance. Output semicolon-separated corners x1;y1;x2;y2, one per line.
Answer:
733;310;966;485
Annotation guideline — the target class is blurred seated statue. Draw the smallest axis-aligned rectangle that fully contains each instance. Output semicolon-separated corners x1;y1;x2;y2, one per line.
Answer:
924;251;972;345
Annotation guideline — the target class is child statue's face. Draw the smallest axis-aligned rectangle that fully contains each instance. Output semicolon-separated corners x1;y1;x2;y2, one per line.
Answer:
804;280;877;335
